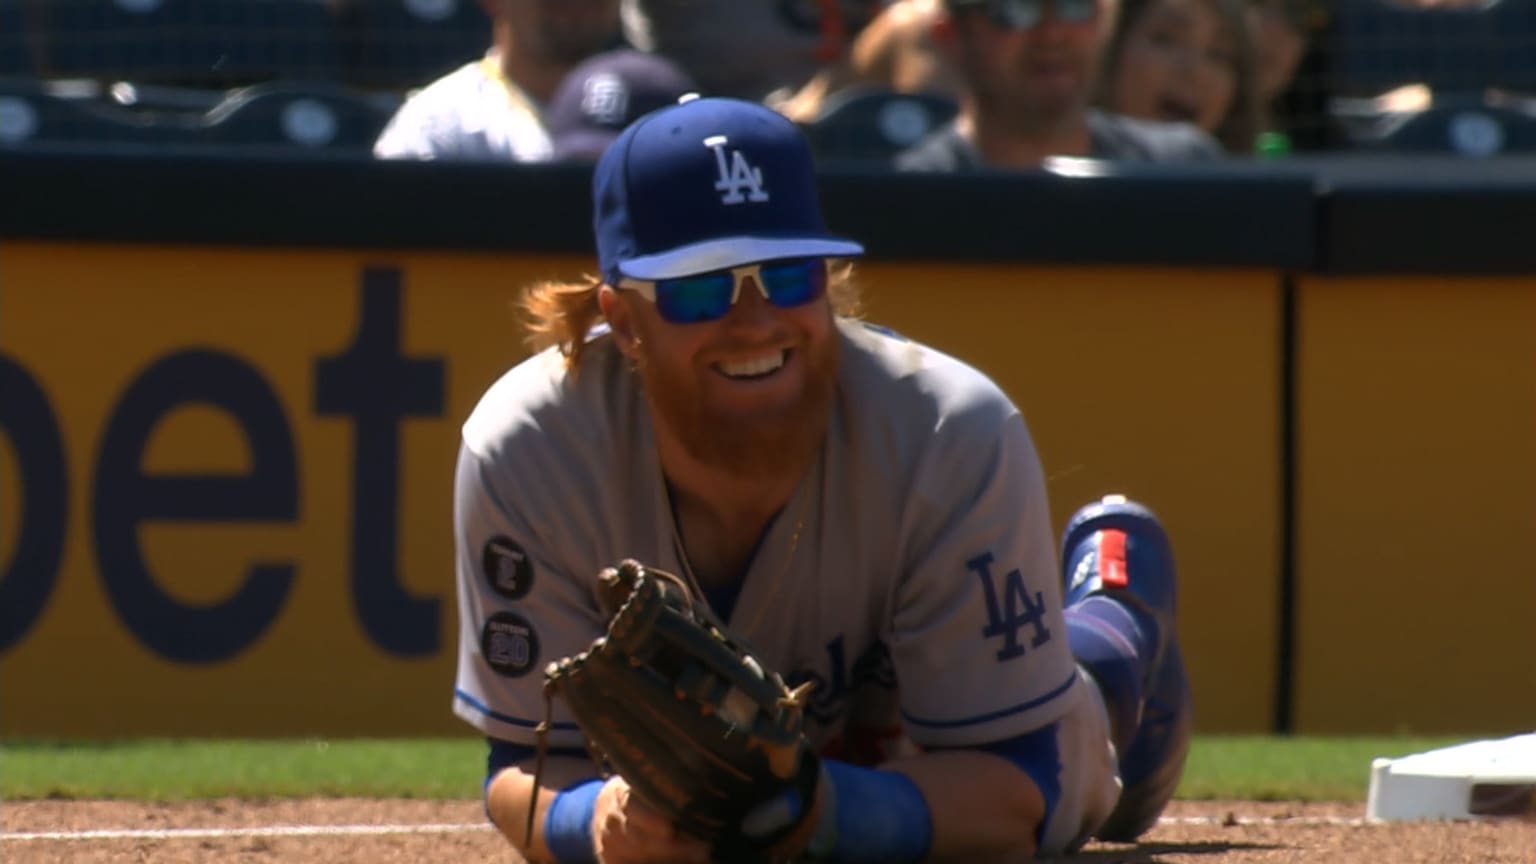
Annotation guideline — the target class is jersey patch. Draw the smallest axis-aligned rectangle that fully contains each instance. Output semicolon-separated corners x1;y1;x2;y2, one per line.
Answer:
482;535;534;599
480;612;540;677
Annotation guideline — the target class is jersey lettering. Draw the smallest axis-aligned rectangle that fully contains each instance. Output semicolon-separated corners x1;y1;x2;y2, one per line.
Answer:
787;635;847;725
786;636;895;727
969;552;1052;662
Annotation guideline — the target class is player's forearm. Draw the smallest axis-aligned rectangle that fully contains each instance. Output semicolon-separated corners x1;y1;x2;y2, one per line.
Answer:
485;755;599;864
802;749;1042;863
887;749;1044;863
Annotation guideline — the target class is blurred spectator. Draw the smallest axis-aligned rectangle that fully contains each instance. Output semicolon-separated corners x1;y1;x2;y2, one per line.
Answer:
775;0;964;123
373;0;621;161
620;0;888;103
1251;0;1332;150
1249;0;1307;109
1096;0;1264;153
544;48;698;161
853;0;967;98
896;0;1223;171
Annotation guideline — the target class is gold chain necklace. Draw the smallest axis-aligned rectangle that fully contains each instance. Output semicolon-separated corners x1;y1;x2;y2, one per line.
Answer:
666;463;817;639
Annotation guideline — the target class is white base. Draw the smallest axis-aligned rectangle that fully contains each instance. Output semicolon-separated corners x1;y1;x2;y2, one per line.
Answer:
1366;733;1536;822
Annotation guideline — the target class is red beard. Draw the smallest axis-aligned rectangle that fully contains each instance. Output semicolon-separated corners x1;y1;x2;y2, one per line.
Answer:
636;333;840;483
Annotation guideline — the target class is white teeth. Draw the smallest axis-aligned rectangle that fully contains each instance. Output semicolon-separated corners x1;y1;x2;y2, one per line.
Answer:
719;351;786;378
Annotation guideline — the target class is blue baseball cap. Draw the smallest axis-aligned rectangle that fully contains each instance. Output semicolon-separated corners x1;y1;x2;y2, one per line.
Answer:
593;95;864;285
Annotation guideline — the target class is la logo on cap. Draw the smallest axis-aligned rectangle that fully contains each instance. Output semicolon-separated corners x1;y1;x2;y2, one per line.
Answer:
706;135;769;205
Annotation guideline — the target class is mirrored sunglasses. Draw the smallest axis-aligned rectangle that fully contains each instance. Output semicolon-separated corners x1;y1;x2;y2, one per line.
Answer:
955;0;1098;29
618;258;829;324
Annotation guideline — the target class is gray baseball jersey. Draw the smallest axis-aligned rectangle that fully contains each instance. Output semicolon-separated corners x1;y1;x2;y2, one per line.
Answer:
453;319;1081;761
374;55;553;162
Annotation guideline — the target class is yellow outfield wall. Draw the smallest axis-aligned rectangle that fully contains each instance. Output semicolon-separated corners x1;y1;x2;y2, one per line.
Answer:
858;263;1283;735
0;243;579;736
1293;275;1536;735
0;243;1281;737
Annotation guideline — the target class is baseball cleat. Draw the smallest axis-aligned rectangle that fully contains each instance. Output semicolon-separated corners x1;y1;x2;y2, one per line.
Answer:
1061;494;1192;842
1061;494;1178;645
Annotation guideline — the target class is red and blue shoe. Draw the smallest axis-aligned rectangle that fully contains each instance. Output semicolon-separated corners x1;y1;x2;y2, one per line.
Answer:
1061;494;1193;842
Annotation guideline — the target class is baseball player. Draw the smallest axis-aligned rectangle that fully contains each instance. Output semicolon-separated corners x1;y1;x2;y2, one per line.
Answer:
453;94;1191;862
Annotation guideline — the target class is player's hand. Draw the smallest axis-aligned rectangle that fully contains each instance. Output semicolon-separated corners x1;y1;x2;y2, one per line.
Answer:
591;776;711;864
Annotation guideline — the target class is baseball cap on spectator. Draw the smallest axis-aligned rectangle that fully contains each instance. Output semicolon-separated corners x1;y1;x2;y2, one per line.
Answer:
546;49;699;161
593;95;864;284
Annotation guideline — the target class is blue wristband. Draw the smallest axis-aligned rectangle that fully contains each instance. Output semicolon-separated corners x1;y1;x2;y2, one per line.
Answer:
543;777;603;864
809;760;933;863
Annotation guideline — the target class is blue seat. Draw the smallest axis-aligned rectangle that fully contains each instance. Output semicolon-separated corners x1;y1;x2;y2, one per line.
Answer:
802;87;958;164
1489;0;1536;94
200;80;400;152
0;0;39;77
0;77;202;148
1342;93;1536;156
40;0;341;88
335;0;489;90
1329;0;1498;97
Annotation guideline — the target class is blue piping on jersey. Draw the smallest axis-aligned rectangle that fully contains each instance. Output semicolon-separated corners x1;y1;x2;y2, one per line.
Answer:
486;738;590;772
488;739;538;771
900;671;1077;729
455;688;580;731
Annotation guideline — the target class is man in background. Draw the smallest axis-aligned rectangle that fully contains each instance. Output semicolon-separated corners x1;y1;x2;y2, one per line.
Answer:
374;0;621;161
897;0;1222;170
621;0;888;103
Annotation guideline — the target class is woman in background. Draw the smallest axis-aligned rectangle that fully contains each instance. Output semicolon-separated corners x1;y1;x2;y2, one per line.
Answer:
1097;0;1264;154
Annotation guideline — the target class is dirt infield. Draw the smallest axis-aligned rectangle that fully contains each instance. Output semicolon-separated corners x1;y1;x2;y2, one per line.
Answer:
3;798;1533;862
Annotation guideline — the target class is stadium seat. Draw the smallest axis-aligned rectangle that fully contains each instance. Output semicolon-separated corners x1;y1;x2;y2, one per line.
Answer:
0;77;202;148
1336;92;1536;156
801;87;958;164
39;0;341;89
0;1;40;77
200;80;400;152
1490;0;1536;94
334;0;489;91
1329;0;1497;97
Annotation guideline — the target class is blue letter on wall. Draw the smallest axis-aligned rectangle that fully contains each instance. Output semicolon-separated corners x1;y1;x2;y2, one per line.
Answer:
94;351;298;663
0;354;68;653
315;267;445;656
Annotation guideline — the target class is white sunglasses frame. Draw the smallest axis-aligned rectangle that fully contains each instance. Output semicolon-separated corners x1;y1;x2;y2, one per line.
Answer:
614;259;831;319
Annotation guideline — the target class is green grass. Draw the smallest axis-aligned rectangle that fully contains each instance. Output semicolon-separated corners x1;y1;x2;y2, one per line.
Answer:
1180;735;1467;801
0;735;1472;802
0;738;486;801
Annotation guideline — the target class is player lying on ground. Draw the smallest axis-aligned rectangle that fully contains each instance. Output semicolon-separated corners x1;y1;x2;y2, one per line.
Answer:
451;93;1192;863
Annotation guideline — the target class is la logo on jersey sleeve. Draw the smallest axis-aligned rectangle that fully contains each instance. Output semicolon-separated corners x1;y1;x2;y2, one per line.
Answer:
967;552;1053;662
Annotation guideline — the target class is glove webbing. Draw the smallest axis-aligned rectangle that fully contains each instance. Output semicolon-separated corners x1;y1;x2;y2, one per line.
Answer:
522;562;704;850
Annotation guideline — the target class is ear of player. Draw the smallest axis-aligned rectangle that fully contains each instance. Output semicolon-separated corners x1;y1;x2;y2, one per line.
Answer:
541;559;824;861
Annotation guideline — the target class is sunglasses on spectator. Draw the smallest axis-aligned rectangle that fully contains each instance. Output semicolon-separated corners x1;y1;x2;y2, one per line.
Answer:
617;258;829;324
951;0;1098;29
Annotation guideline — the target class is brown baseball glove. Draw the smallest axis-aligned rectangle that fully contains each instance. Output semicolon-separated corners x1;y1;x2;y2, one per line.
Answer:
531;559;821;862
